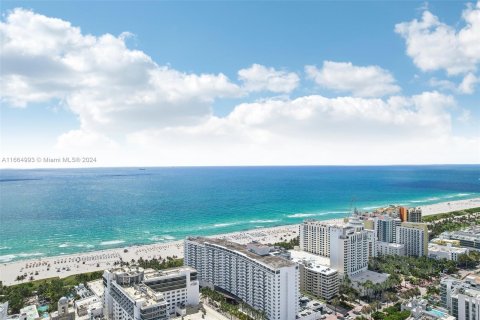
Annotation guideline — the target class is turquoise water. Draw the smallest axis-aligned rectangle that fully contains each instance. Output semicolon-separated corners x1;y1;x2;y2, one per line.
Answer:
427;309;446;317
0;165;479;262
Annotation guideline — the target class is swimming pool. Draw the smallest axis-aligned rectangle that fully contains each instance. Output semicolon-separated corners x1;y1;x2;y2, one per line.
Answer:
427;308;446;318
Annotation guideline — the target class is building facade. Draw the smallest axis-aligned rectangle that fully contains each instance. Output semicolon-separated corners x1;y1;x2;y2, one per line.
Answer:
184;237;299;320
299;220;331;257
428;243;468;261
441;276;480;320
407;208;422;223
375;216;401;243
103;267;199;320
329;218;369;277
377;242;406;256
395;222;428;257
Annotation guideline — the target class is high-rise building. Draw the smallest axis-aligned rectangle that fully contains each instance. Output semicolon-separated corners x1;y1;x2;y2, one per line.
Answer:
395;222;428;257
329;217;369;277
103;267;199;320
366;229;377;258
290;251;338;301
299;220;331;257
375;216;401;243
184;237;299;320
399;207;408;222
407;208;422;223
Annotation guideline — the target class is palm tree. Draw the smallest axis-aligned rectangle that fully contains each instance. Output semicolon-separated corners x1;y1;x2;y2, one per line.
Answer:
331;297;340;315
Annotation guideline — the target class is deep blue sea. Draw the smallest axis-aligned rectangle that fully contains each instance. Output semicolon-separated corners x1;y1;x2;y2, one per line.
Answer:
1;165;479;262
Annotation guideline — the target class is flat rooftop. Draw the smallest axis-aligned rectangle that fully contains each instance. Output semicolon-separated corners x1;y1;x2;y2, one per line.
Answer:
378;242;404;248
144;266;196;281
350;270;389;284
428;243;468;253
122;284;165;307
288;250;332;268
188;237;295;269
87;279;104;298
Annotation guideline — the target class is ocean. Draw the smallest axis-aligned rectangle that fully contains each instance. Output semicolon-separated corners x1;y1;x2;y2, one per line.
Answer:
1;165;479;262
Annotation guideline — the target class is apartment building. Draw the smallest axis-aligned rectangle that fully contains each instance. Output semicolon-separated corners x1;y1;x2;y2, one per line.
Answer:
103;267;199;320
395;222;428;257
441;276;480;320
184;237;299;320
299;220;331;257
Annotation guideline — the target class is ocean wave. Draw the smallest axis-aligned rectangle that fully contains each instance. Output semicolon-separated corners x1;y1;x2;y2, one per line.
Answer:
1;252;45;261
58;243;70;248
150;236;165;242
0;246;11;250
18;252;44;258
249;219;280;223
213;222;240;228
99;240;125;246
163;235;175;240
0;254;17;262
444;193;472;198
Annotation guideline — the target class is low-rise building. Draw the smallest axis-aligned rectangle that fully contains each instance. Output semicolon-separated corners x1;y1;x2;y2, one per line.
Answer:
441;275;480;320
377;241;406;256
428;243;468;261
439;227;480;251
50;298;75;320
402;298;454;320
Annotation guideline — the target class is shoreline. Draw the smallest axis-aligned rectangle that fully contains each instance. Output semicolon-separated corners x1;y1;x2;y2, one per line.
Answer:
1;197;479;286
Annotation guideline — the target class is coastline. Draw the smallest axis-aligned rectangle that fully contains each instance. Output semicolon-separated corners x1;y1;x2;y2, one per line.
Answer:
1;197;479;286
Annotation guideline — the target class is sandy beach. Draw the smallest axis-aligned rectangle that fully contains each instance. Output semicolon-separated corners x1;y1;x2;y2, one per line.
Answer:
1;198;478;286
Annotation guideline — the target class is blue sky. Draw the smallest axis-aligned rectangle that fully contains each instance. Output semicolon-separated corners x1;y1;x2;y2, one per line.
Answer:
1;1;479;167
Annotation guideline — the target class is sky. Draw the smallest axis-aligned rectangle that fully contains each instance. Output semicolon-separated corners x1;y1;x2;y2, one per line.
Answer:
0;1;479;168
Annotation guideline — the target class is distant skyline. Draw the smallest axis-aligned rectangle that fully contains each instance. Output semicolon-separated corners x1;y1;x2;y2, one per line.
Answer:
1;1;479;168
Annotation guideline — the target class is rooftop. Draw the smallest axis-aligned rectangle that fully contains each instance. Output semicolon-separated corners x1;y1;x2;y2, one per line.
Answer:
19;305;39;320
87;279;105;298
428;243;468;253
143;266;196;280
187;237;295;269
122;284;165;308
350;270;389;284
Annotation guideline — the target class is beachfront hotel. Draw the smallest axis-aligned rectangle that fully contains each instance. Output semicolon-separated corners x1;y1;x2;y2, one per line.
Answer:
103;267;199;320
329;216;369;277
184;237;299;320
299;220;331;257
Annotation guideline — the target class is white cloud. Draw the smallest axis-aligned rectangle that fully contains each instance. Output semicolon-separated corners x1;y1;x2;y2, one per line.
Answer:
429;73;478;94
305;61;401;97
238;64;299;93
458;73;478;94
0;8;478;168
395;2;480;76
118;91;478;166
0;8;241;133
